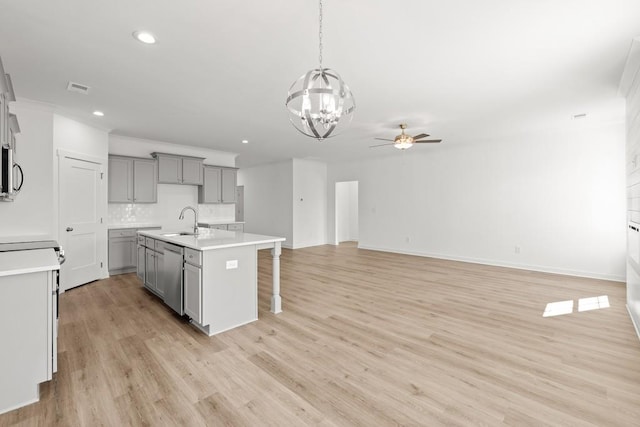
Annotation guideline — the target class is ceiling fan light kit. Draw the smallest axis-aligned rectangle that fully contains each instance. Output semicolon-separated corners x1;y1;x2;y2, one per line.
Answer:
285;0;355;141
371;124;442;150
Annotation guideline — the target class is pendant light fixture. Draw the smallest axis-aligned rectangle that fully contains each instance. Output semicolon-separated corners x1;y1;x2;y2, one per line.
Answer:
285;0;355;140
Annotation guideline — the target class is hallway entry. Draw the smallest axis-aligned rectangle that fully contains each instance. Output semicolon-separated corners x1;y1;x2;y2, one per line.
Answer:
335;181;358;245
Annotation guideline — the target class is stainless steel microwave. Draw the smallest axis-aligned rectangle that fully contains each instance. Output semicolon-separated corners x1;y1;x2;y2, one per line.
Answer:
0;57;22;201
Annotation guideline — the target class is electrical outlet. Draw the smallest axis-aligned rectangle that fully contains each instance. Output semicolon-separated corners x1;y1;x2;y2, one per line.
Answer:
515;245;521;254
405;237;410;243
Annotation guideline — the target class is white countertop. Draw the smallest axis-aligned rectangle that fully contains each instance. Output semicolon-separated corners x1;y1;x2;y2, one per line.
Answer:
0;248;60;277
138;228;285;251
108;223;162;230
198;220;245;225
0;234;53;244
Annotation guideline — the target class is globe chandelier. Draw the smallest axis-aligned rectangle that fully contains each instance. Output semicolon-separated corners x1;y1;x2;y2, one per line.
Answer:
285;0;355;140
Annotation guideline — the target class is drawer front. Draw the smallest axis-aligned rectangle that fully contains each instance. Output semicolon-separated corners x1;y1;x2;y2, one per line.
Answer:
109;229;137;238
154;239;164;251
137;235;145;245
145;237;155;248
184;248;202;267
227;224;243;231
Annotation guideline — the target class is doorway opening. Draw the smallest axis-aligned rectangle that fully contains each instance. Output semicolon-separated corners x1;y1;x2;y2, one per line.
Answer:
335;181;359;245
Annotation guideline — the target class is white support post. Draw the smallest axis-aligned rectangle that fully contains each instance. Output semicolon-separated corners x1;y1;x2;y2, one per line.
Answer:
270;242;282;313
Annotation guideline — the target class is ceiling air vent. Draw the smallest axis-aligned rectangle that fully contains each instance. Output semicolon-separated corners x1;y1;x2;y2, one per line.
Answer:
67;81;90;94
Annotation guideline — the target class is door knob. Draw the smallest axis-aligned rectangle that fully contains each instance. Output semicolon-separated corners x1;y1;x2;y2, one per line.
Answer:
66;227;74;232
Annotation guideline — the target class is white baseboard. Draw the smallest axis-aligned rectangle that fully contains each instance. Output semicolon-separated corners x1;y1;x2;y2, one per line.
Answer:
356;244;625;283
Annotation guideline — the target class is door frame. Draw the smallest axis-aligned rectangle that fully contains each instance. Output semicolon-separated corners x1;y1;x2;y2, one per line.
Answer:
57;149;107;292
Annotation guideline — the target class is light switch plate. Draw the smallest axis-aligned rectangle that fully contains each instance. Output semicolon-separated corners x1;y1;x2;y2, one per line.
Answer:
226;260;238;269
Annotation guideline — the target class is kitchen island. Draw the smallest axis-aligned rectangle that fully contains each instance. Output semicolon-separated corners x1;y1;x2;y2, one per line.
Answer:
137;228;285;336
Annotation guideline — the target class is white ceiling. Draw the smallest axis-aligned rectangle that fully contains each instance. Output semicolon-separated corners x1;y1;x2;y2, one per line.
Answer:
1;0;638;167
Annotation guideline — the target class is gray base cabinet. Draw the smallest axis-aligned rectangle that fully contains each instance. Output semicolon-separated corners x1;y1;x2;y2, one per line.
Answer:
198;223;244;232
108;229;136;274
109;227;159;275
184;262;202;323
136;242;145;282
139;236;165;298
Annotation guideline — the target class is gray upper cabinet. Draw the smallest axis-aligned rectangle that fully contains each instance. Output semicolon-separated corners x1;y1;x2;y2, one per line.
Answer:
153;152;204;185
133;159;157;202
108;155;157;203
182;157;204;185
157;154;181;183
199;166;221;203
199;166;237;204
221;168;237;203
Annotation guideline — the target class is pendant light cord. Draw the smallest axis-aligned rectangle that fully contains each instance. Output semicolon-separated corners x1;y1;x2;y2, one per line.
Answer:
318;0;323;70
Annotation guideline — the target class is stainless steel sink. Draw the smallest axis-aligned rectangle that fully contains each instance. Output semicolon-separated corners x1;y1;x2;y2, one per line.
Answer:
162;232;196;237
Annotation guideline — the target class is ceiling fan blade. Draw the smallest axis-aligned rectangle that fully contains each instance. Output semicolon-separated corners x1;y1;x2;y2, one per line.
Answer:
374;138;395;142
412;133;430;139
414;139;442;143
369;143;395;148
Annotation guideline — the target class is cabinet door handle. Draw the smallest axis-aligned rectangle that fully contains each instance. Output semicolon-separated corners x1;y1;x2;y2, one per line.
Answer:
66;227;74;232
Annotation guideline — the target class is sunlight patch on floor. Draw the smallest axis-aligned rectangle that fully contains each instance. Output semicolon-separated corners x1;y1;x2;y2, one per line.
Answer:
543;300;574;317
578;295;610;312
543;296;610;317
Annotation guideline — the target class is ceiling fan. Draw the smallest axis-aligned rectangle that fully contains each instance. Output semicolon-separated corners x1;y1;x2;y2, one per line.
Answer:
371;124;442;150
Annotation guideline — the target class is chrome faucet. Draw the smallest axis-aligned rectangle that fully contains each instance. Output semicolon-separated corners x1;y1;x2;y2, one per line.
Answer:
179;206;199;235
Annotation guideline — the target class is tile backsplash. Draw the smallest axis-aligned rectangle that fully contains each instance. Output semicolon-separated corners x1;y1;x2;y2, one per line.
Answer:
108;184;235;229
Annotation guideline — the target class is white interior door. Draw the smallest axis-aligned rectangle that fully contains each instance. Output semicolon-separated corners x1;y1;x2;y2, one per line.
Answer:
60;156;103;291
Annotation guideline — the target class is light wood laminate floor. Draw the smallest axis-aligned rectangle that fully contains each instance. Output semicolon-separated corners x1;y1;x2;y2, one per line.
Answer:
2;242;639;426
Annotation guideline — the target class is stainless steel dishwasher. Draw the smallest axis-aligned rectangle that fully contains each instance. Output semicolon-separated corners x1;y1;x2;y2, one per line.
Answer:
161;242;184;315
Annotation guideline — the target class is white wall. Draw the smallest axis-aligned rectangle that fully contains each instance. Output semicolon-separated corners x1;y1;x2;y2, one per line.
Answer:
107;134;237;227
336;181;358;243
0;100;111;279
292;159;327;249
0;101;54;239
327;119;626;281
53;114;109;239
237;160;293;247
53;113;110;279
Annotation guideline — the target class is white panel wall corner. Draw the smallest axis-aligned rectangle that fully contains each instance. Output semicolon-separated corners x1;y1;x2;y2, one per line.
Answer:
292;159;327;249
237;160;294;248
621;36;640;340
327;118;626;282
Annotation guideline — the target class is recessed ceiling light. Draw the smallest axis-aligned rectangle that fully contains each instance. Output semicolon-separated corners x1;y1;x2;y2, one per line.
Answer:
242;139;249;144
133;31;156;44
93;111;104;117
